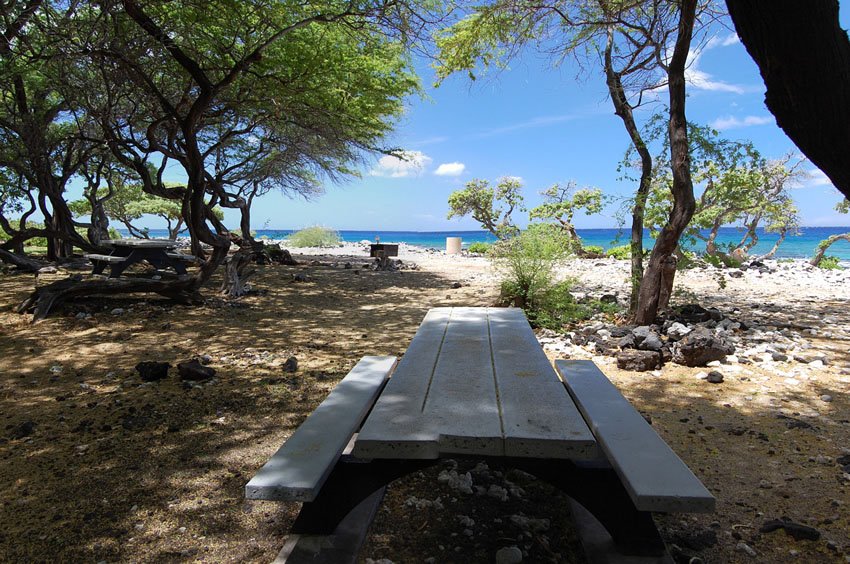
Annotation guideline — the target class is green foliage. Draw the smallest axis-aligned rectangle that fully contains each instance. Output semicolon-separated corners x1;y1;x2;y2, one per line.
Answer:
467;242;492;254
606;244;631;260
528;182;606;252
287;226;340;248
817;255;842;270
491;223;571;311
702;253;742;269
447;177;524;240
582;245;604;255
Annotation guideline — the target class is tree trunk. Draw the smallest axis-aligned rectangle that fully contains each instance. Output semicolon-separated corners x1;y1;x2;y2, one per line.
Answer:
634;0;697;325
604;28;653;314
726;0;850;200
0;248;48;272
221;248;256;297
758;228;786;260
810;232;850;266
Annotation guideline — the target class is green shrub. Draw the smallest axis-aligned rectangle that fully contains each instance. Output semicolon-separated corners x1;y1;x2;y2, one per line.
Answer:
582;245;604;256
287;226;340;248
606;244;631;260
817;255;842;270
491;223;571;310
467;241;491;254
702;252;742;269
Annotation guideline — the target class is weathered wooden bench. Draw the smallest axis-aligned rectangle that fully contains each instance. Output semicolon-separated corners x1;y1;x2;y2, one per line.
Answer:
246;355;396;502
555;360;715;514
246;308;714;563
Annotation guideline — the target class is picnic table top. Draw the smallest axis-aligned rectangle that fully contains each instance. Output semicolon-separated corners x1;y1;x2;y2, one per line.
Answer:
104;238;177;248
353;307;598;460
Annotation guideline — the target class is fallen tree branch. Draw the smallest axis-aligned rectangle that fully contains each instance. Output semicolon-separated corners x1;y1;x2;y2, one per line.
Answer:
17;276;204;322
0;248;48;273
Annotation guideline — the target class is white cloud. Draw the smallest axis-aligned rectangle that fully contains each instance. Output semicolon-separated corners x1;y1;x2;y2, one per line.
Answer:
370;151;432;178
683;34;748;94
805;169;834;187
434;162;466;176
710;115;773;130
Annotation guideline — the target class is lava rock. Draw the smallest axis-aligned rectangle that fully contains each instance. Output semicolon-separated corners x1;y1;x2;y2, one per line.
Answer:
282;357;298;373
638;333;664;352
9;421;36;439
672;328;735;367
495;546;523;564
616;349;661;371
135;361;170;382
177;360;216;381
706;371;724;384
759;518;821;541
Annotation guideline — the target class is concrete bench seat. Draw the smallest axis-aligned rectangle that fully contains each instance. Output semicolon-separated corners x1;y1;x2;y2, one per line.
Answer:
83;253;125;263
246;356;397;502
555;360;715;514
166;252;200;262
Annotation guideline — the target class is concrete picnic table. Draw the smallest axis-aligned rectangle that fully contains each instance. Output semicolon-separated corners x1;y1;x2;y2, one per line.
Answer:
84;238;195;278
247;307;715;562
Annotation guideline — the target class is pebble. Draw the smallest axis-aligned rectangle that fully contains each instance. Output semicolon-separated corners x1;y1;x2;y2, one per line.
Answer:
110;308;125;315
736;541;757;557
821;394;833;402
706;371;724;384
495;546;523;564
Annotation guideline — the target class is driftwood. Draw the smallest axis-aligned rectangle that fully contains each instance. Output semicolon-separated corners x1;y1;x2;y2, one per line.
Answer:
0;249;48;273
17;276;203;322
221;249;257;298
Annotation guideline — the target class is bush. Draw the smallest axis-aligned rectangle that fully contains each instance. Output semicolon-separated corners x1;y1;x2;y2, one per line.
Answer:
581;245;604;256
491;223;571;310
817;255;843;270
287;226;340;248
702;252;742;269
467;241;491;254
606;244;631;260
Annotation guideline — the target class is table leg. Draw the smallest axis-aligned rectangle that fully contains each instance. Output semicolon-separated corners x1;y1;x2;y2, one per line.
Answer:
291;457;437;535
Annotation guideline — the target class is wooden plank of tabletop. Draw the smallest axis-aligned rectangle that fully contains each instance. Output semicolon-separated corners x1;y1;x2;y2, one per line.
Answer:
422;307;503;456
353;308;452;459
488;308;598;459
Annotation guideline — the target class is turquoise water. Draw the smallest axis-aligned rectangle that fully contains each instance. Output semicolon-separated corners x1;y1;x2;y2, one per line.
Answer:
130;226;850;259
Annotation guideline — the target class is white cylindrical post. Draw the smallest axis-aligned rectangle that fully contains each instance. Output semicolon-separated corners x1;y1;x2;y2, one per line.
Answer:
446;237;462;255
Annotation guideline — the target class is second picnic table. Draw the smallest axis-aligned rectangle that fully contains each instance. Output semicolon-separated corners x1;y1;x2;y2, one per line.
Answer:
85;239;195;278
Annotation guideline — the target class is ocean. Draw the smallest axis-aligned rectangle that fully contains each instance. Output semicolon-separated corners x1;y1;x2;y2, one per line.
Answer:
129;226;850;260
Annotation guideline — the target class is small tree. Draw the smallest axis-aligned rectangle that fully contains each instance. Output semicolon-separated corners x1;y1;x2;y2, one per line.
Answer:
810;199;850;267
529;182;605;255
490;223;571;309
447;177;524;239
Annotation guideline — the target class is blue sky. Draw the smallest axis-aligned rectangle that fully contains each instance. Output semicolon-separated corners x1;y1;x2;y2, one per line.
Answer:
154;9;850;231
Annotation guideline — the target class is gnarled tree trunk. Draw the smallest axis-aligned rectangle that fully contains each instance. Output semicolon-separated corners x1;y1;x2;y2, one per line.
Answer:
810;232;850;266
634;0;697;325
726;0;850;200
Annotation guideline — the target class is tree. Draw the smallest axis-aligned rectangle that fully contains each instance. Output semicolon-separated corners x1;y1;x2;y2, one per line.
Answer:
640;116;802;260
726;0;850;201
435;0;715;313
529;182;606;255
447;177;525;239
0;1;102;259
633;0;697;325
810;199;850;267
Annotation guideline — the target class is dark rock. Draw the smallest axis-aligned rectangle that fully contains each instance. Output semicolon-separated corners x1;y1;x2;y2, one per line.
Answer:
9;421;36;439
135;361;170;382
729;270;744;278
672;328;734;367
759;518;821;541
837;454;850;466
638;333;663;352
616;350;661;371
609;326;632;338
599;294;618;304
451;282;463;289
675;304;723;323
282;357;298;373
776;414;814;430
706;371;724;384
292;272;309;282
618;333;636;349
670;527;718;551
177;360;216;382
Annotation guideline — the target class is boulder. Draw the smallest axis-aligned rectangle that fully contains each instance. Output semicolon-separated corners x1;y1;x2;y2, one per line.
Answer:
638;333;664;352
616;350;661;372
672;328;735;367
177;360;216;381
135;361;170;382
666;322;692;340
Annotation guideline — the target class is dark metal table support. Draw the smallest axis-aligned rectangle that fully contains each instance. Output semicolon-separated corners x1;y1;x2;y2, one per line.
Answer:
291;455;665;556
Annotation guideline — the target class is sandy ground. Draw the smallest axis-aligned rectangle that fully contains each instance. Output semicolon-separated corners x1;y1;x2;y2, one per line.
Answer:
0;242;848;563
